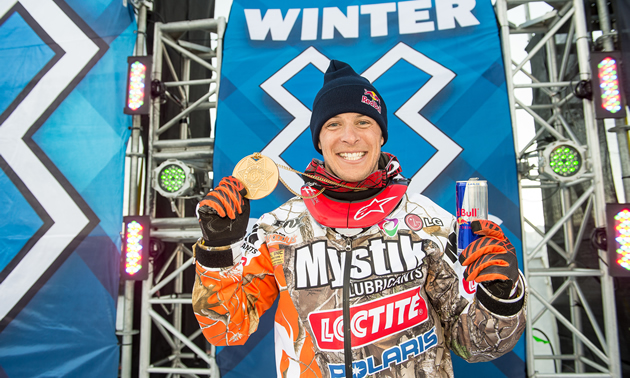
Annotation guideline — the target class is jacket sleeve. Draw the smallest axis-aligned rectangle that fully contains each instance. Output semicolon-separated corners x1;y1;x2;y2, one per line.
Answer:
192;223;279;346
424;219;527;363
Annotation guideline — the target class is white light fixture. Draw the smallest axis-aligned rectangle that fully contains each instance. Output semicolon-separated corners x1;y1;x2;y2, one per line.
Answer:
152;159;196;198
539;140;587;182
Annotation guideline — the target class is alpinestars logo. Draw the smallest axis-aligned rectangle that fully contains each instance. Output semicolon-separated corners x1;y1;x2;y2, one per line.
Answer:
354;196;397;220
308;286;428;351
361;89;381;113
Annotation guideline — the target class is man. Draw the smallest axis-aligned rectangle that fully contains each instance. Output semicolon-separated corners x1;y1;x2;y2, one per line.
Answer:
192;60;526;378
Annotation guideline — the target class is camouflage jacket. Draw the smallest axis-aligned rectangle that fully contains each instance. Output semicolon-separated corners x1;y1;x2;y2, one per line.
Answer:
193;192;527;378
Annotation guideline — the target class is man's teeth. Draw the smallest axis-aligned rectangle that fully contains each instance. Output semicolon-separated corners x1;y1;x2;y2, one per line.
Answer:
339;152;365;161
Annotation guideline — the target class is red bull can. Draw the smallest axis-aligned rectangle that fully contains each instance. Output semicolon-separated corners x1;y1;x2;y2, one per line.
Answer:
456;178;488;255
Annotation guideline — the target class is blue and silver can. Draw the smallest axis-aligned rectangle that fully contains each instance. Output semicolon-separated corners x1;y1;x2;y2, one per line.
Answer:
456;178;488;255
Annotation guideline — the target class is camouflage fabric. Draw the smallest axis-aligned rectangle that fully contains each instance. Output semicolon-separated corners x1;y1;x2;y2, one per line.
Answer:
193;192;527;377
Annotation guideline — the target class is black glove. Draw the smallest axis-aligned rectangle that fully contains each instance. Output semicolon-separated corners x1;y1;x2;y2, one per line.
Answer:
459;220;519;289
197;176;250;247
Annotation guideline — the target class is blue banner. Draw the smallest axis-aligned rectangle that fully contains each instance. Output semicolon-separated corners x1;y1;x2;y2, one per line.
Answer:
214;0;525;377
0;1;135;376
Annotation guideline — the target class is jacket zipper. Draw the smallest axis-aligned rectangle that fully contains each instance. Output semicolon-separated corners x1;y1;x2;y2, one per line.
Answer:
343;236;353;377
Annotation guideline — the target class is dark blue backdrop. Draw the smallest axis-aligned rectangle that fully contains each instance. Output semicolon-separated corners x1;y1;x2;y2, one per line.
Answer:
213;1;525;376
0;1;135;376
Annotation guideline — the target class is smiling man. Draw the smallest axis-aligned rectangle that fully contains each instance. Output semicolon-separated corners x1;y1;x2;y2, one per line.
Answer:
192;60;527;378
318;112;383;182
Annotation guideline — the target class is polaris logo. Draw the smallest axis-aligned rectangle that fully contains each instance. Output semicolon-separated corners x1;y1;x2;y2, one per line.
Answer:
328;326;438;377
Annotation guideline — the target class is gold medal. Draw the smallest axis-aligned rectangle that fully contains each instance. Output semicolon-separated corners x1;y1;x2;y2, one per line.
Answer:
232;153;279;200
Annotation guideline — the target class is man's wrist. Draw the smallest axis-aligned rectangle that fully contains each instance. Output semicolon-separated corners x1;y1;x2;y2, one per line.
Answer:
476;273;525;316
194;239;242;268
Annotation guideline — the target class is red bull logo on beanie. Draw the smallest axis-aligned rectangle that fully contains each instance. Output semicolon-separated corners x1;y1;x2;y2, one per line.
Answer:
362;88;382;113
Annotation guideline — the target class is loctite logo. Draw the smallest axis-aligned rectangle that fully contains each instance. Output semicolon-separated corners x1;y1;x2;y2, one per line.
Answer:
308;287;428;351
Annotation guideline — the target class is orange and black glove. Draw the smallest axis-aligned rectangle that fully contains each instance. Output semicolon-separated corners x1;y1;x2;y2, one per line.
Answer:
197;176;250;247
459;220;519;297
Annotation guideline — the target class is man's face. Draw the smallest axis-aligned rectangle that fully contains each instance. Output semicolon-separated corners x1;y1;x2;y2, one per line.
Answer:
318;112;384;182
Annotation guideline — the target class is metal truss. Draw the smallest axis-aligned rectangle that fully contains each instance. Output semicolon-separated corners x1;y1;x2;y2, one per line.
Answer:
137;16;226;377
126;2;625;377
495;0;622;376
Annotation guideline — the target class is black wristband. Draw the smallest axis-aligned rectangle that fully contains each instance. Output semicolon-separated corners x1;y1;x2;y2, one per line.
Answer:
483;279;514;299
194;242;236;268
476;279;524;316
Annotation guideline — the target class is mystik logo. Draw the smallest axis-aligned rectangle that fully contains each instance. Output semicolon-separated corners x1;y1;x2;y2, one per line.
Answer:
259;43;462;196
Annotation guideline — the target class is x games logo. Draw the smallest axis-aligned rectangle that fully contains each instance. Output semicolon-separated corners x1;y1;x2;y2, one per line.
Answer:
0;0;106;330
259;43;462;196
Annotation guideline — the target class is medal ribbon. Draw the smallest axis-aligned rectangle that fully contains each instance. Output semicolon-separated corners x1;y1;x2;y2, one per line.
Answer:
302;152;402;193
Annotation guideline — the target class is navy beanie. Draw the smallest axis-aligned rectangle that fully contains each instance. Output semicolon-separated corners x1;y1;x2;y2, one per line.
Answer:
310;60;388;154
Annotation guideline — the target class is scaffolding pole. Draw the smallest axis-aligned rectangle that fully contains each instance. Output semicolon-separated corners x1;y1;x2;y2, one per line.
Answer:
138;16;225;378
120;3;148;378
495;0;621;375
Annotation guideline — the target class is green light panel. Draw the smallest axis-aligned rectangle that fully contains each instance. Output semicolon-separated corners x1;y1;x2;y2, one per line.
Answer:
159;164;187;193
548;145;581;177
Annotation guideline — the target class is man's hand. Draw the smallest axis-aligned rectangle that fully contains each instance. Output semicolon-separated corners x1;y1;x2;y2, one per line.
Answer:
199;176;247;219
197;176;250;246
459;220;518;287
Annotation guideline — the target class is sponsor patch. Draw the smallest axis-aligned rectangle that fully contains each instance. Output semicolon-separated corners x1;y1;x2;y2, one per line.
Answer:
308;287;429;351
270;248;285;267
272;217;303;234
294;235;426;290
377;218;399;237
241;242;261;267
354;196;396;221
422;217;444;234
349;268;424;298
327;326;437;377
361;88;382;113
404;214;423;231
266;233;297;246
463;278;477;294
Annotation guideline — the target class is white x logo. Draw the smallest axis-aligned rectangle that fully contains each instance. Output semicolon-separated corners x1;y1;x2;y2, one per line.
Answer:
260;42;462;195
0;0;101;328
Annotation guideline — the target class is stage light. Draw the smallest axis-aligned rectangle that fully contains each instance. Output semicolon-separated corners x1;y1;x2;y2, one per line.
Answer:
124;56;152;115
590;51;627;119
539;140;587;182
121;216;150;280
606;203;630;277
152;159;196;198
